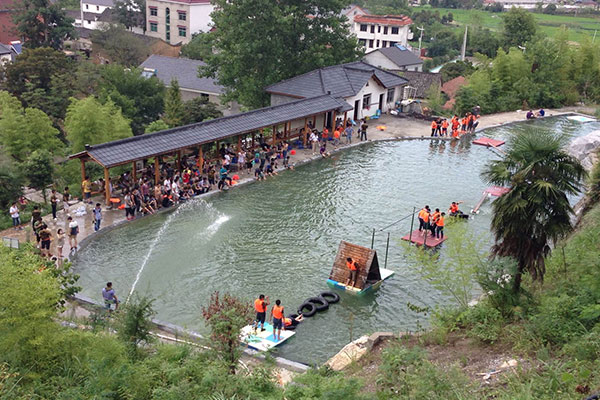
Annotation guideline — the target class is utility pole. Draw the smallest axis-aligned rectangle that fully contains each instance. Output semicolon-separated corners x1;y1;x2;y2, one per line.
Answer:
461;25;468;61
417;26;424;55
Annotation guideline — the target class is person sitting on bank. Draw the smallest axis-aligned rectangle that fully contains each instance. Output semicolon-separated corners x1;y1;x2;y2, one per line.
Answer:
254;294;270;332
345;257;359;288
526;110;536;120
271;299;285;341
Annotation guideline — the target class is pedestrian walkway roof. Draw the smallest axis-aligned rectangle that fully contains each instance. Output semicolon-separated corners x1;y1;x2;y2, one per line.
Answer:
69;94;353;168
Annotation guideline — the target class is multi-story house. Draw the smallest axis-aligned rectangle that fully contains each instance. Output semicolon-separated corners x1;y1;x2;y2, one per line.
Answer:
145;0;214;45
351;14;413;52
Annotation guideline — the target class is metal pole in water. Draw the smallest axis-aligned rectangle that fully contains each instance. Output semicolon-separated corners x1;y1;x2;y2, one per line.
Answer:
384;232;390;268
371;228;375;249
409;206;416;244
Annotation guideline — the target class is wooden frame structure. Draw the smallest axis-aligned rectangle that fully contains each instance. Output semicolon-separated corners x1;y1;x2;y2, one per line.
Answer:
69;95;352;205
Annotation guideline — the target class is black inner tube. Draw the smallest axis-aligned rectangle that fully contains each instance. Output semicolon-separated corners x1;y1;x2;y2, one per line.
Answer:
297;302;317;317
320;291;340;304
306;296;329;311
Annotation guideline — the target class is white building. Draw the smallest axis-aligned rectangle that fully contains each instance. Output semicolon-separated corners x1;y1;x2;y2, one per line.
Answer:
351;14;413;52
0;41;21;64
364;44;423;72
146;0;214;45
265;61;408;122
68;0;114;30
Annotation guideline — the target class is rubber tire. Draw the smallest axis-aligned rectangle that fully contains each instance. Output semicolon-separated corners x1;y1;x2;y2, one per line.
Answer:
320;291;340;304
297;302;317;317
306;296;329;312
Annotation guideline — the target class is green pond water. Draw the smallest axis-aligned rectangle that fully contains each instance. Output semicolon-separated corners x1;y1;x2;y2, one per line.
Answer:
73;116;599;364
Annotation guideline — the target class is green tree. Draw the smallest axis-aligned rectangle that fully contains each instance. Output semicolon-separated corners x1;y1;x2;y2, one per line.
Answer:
65;97;132;152
183;96;223;125
145;119;170;133
117;295;155;358
425;84;445;115
97;64;165;135
180;33;213;60
468;27;501;58
0;166;22;211
113;0;146;32
13;0;75;49
90;25;148;67
0;91;63;162
482;130;586;292
162;79;185;127
440;60;475;82
23;150;54;203
0;47;75;120
202;292;253;374
502;7;537;48
201;0;362;108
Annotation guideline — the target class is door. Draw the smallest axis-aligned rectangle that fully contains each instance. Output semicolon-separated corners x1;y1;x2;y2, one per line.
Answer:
353;99;360;121
379;93;384;112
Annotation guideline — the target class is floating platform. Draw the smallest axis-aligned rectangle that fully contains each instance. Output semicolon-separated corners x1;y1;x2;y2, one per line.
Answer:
486;186;510;196
473;137;505;147
401;230;447;247
327;267;395;296
240;322;295;352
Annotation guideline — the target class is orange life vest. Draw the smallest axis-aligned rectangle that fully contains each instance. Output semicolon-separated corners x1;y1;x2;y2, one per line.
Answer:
346;260;357;271
436;216;445;227
272;305;284;319
431;121;437;129
254;299;266;313
284;317;292;326
441;120;449;129
450;204;459;213
418;209;427;220
432;211;441;223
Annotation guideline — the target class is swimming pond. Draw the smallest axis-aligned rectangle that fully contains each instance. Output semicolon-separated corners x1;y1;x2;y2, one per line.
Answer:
73;116;600;364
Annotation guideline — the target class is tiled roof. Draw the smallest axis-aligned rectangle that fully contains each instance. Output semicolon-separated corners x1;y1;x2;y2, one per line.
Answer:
0;42;11;55
265;61;408;99
399;71;442;98
441;76;467;99
71;95;353;167
354;14;412;27
66;9;98;20
371;45;423;68
140;55;223;95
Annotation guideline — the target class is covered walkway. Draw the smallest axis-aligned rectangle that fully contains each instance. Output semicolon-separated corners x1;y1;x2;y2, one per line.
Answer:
69;94;353;205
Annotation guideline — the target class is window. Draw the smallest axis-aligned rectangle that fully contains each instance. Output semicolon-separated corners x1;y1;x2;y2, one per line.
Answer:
377;25;381;33
390;41;397;46
368;39;373;48
178;26;186;37
358;39;366;47
85;4;88;9
200;93;209;101
383;40;387;47
86;20;91;24
391;26;399;34
165;7;170;41
96;5;99;10
384;26;388;34
376;40;379;47
386;88;395;103
359;24;367;32
150;7;157;16
150;22;158;32
370;25;375;33
178;11;186;20
362;94;371;109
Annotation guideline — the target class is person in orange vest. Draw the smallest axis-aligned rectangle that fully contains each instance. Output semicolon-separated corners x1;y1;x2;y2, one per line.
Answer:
333;127;341;148
418;206;431;233
345;257;359;288
321;128;329;143
441;119;449;137
461;114;469;132
254;294;270;332
283;313;304;329
430;120;438;137
271;299;285;341
436;212;446;239
430;208;441;236
451;116;460;137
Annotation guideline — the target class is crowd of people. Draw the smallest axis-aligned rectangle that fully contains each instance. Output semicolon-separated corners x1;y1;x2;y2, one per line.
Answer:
416;202;471;239
430;112;480;138
307;118;369;158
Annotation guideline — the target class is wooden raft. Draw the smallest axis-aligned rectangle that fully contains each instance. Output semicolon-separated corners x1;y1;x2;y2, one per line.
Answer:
328;241;381;290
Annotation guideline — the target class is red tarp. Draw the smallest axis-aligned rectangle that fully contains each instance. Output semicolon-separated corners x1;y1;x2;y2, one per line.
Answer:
473;137;505;147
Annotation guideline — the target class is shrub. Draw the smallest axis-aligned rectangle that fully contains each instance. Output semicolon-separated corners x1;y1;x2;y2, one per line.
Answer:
117;295;156;358
461;302;503;343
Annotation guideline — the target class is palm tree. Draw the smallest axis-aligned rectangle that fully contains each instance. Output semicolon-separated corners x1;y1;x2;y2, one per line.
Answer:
482;130;586;293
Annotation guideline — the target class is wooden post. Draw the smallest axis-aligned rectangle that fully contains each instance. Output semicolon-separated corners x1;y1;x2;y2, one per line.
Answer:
198;146;204;171
154;156;160;185
323;113;327;130
176;151;181;171
237;135;242;152
283;122;287;141
272;125;277;146
215;140;219;159
332;110;337;130
343;111;348;128
80;159;86;182
132;161;137;181
312;115;316;129
252;133;255;148
104;167;110;206
303;118;308;147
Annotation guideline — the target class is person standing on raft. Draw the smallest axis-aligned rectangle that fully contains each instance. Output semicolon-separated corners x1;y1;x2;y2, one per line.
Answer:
436;212;446;239
418;206;431;233
254;294;270;332
345;257;359;288
271;299;285;341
